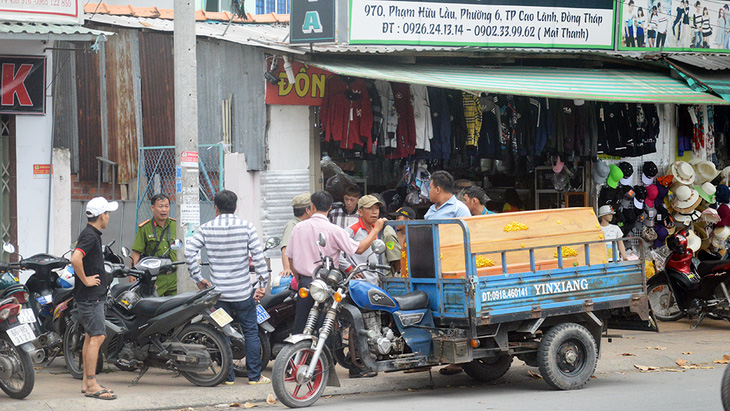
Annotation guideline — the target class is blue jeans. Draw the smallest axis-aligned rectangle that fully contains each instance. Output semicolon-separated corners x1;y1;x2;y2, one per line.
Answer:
216;298;262;382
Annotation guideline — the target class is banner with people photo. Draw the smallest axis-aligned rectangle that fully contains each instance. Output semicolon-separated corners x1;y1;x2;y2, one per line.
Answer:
619;0;730;52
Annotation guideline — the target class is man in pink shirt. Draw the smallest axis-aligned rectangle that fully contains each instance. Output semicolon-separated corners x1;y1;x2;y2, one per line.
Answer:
286;190;386;334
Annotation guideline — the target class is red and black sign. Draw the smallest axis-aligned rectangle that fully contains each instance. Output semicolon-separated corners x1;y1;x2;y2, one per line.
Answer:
0;56;45;115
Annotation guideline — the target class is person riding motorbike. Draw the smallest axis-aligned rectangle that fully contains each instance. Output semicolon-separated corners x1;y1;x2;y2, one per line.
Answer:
131;194;177;296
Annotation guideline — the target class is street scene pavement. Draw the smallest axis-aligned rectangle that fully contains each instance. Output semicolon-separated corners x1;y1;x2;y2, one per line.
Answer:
3;318;728;410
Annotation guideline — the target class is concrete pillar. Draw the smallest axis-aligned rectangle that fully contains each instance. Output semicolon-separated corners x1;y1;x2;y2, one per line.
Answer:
51;148;72;256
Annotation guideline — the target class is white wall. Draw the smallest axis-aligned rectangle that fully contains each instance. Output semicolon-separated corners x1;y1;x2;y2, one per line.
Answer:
0;40;54;257
267;105;311;170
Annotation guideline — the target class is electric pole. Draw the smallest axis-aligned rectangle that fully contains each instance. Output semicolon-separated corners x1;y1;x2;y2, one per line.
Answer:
174;0;200;293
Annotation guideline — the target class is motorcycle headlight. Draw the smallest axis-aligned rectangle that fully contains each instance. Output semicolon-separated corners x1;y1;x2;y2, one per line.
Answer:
325;269;343;286
309;279;330;303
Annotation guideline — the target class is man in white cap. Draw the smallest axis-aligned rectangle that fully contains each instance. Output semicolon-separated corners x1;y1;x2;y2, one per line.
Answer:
69;197;118;400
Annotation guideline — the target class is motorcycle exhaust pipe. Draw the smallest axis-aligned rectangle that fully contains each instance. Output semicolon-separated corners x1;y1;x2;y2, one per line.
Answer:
721;282;730;303
37;333;49;347
30;349;45;364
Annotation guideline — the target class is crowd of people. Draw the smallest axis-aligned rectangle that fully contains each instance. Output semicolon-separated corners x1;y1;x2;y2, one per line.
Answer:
624;0;730;49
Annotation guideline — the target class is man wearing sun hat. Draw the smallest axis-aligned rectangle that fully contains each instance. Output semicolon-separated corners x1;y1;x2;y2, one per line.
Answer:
70;197;119;400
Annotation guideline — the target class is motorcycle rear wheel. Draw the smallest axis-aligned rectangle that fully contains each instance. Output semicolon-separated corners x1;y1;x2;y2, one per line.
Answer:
0;335;34;399
647;281;685;321
722;362;730;411
273;340;329;408
178;323;232;387
232;326;271;377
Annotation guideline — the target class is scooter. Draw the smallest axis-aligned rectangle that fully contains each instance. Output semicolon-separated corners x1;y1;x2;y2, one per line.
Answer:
0;295;37;398
647;227;730;328
63;243;243;387
722;362;730;411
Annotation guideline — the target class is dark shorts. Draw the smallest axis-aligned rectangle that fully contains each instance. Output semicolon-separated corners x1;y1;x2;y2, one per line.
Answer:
77;300;106;337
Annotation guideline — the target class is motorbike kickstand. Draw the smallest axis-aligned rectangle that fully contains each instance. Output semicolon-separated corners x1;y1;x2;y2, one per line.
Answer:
130;365;149;387
428;368;434;390
692;312;707;329
45;348;61;368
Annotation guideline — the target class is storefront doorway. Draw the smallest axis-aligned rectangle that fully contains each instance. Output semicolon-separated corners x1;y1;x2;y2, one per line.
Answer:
0;115;17;255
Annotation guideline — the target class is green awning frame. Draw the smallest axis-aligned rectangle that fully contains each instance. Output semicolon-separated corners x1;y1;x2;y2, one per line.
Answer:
667;60;730;104
310;61;728;105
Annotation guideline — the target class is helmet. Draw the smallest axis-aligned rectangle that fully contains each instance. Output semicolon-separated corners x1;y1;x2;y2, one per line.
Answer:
666;233;688;254
56;265;75;288
115;290;141;311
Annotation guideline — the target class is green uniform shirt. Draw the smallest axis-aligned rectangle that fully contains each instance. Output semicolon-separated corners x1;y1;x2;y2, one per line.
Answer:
132;218;177;296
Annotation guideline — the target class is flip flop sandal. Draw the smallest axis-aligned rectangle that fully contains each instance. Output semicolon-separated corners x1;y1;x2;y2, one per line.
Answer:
82;385;114;394
438;365;463;375
85;388;117;400
348;370;377;378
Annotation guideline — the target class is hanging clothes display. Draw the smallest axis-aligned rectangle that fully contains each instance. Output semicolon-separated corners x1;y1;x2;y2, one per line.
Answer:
462;92;482;148
478;95;500;159
374;80;399;154
428;87;451;161
410;84;433;153
366;81;382;154
389;82;417;159
320;76;374;152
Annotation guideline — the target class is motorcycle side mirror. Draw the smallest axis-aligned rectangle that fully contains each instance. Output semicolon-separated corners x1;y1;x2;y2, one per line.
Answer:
371;239;386;255
170;239;182;251
265;237;281;250
121;247;131;258
2;243;15;254
318;233;326;247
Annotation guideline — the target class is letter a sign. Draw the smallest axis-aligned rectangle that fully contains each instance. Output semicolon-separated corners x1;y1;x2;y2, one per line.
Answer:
0;56;45;115
290;0;335;43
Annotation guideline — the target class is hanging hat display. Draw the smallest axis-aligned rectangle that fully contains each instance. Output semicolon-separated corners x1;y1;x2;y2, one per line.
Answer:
607;164;623;189
642;161;658;185
618;162;634;186
686;230;702;253
620;188;635;210
654;225;669;248
633;185;647;210
552;156;565;173
670;161;696;185
712;226;730;249
717;204;730;228
695;182;717;204
674;210;701;225
656;174;674;187
643;206;656;227
641;226;658;242
701;207;721;224
593;160;611;185
695;160;721;185
716;184;730;204
645;184;659;208
696;227;710;251
672;185;701;213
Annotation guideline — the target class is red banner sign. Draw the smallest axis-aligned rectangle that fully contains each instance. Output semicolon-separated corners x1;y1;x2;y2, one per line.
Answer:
265;59;334;106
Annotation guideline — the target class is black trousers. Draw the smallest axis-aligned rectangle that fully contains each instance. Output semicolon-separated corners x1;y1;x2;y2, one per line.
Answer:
293;276;314;334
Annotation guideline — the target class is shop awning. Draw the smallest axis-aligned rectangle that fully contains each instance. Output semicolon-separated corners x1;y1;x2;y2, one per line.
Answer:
0;22;112;42
666;59;730;104
309;61;727;105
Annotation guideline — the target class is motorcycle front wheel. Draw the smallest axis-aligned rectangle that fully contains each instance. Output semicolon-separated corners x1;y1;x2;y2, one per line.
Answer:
647;281;685;321
178;323;232;387
273;340;330;408
0;335;34;399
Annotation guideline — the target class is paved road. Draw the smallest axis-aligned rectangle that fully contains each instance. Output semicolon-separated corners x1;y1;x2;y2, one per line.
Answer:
2;318;728;410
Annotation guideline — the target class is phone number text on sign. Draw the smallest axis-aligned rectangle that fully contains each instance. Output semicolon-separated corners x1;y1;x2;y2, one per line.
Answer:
349;0;614;49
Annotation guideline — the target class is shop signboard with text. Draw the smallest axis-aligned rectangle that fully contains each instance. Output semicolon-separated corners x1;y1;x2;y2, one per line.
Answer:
0;0;81;25
265;59;335;106
0;56;46;115
349;0;616;49
619;0;730;52
290;0;337;43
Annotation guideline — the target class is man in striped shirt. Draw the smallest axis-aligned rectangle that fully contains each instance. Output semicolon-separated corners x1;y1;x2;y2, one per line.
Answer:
184;190;271;386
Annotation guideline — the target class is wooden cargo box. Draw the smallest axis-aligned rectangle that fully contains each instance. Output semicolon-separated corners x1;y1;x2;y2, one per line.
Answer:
435;208;607;278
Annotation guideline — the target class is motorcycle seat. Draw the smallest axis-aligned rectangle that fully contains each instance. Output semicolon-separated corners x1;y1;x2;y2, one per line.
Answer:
259;289;294;309
132;291;199;317
393;290;430;311
52;287;74;305
697;260;730;276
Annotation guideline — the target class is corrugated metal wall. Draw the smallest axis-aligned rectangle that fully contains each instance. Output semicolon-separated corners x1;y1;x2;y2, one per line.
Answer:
139;31;175;148
197;38;266;170
75;47;102;182
52;41;80;173
259;169;311;259
104;29;140;183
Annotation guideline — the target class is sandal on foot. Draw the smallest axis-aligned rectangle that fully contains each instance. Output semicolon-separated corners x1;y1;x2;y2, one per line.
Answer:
85;388;117;400
438;365;463;375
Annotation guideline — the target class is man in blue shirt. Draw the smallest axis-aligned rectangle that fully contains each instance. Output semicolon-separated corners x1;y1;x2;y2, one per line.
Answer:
425;171;471;220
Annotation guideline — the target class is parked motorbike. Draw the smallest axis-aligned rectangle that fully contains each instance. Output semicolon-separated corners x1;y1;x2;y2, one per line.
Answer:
272;236;433;408
648;227;730;328
0;295;37;398
63;244;242;387
722;362;730;411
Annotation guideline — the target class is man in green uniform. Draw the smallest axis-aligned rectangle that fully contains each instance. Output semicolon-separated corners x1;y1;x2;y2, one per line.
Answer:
131;194;177;296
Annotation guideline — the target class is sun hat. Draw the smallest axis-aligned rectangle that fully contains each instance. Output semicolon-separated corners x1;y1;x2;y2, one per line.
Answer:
607;164;624;189
597;205;616;218
716;184;730;204
618;162;634;186
700;207;721;224
593;160;611;185
642;161;658;185
686;230;702;253
291;193;312;208
695;160;721;184
552;156;565;173
695;227;710;251
674;210;701;225
644;184;659;208
672;185;701;212
85;197;119;218
712;226;729;249
653;225;669;248
670;161;696;185
695;182;717;204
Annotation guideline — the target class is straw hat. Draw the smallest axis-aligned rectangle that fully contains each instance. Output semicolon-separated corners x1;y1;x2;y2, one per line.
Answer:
695;182;717;204
712;226;730;249
672;185;701;213
670;161;696;185
700;207;721;224
695;160;720;184
686;230;701;253
674;210;701;225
